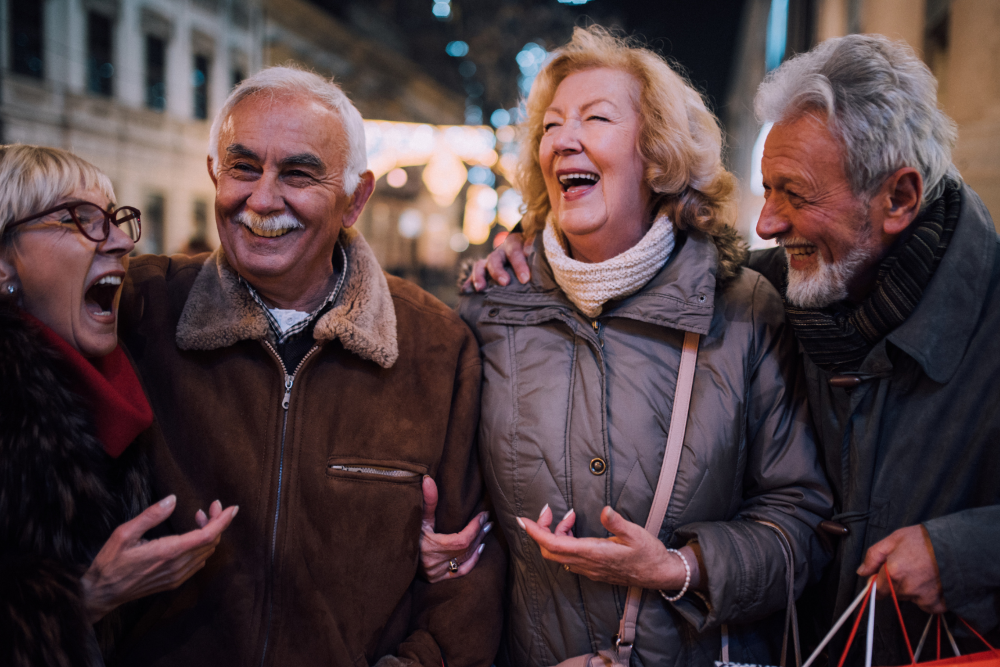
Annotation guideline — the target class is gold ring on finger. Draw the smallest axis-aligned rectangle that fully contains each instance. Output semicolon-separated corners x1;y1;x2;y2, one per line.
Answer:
448;558;460;573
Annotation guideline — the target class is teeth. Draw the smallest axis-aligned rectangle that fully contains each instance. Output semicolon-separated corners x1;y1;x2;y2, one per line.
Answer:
558;172;599;186
96;275;122;286
248;226;293;238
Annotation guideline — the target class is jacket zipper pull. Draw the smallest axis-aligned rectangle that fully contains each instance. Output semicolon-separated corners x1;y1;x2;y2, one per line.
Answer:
282;375;293;410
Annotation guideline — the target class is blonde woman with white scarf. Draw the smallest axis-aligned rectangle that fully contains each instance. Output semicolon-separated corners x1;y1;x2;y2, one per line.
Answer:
446;27;833;667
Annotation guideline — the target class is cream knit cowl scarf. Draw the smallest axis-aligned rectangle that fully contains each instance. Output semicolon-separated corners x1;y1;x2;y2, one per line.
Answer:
543;212;675;318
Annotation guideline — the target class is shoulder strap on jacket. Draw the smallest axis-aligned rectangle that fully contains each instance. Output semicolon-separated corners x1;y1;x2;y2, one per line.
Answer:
614;330;700;662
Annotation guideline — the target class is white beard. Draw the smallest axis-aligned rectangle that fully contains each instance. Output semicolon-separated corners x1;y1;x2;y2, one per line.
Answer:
783;240;878;309
236;210;304;234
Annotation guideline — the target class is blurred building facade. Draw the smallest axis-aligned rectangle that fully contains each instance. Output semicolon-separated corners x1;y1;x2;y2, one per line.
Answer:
1;0;262;254
3;0;517;303
724;0;1000;247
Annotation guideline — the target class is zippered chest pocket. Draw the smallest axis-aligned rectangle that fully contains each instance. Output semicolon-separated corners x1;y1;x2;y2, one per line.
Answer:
326;457;426;484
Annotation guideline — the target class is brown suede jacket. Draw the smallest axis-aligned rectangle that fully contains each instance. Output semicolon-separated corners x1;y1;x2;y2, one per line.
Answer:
113;229;504;667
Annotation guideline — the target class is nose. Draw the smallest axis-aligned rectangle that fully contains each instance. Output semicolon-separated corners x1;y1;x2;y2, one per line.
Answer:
755;197;791;240
100;221;135;256
550;120;583;155
245;170;286;217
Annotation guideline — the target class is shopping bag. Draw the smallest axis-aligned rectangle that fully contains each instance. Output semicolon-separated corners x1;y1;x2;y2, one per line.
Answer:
801;573;1000;667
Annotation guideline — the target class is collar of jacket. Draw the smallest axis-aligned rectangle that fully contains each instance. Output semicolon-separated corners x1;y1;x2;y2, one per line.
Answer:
484;226;719;335
175;227;399;368
884;184;995;384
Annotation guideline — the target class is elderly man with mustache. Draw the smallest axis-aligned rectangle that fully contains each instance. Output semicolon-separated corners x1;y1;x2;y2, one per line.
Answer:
113;66;504;667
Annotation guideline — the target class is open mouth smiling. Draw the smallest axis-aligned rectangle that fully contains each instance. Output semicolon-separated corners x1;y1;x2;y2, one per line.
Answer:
558;172;600;193
242;223;296;239
84;273;123;317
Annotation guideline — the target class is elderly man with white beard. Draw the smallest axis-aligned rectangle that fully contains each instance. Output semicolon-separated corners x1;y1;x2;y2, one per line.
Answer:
112;66;504;667
464;33;1000;666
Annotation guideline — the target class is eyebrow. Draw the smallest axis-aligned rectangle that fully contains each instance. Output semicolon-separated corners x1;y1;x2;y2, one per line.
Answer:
279;153;325;171
545;98;619;115
225;144;260;161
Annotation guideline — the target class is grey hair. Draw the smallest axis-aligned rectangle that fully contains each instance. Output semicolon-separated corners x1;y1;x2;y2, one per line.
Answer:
0;144;115;238
208;65;367;194
755;33;959;204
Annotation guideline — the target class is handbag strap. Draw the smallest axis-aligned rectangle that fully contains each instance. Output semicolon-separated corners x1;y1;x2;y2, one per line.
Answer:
613;331;700;662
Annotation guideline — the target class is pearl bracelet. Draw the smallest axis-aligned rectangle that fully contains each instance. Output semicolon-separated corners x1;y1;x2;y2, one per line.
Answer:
660;548;691;603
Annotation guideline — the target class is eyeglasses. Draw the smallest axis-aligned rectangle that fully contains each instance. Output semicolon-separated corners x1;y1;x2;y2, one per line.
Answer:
5;200;142;243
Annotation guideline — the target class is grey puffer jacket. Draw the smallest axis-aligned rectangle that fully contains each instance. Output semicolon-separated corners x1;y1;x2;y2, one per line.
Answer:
458;228;834;667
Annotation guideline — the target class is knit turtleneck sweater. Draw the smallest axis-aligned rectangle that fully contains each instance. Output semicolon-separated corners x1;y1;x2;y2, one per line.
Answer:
543;213;675;318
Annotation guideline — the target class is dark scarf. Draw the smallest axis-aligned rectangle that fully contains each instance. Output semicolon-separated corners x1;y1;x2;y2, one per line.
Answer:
784;181;962;374
21;312;154;457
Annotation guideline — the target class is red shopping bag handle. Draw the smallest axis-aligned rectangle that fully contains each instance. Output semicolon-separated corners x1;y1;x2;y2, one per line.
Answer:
838;570;917;666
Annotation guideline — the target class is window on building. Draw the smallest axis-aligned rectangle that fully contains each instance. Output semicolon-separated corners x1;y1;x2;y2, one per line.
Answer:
87;12;114;96
231;67;245;89
145;35;167;111
10;1;44;78
193;198;209;239
143;193;166;254
193;54;210;120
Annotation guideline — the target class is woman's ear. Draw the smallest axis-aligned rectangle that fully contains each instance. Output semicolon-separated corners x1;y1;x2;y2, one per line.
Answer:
0;246;21;300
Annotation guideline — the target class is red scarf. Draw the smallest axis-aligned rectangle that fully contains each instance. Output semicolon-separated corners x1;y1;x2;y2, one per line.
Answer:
22;312;153;458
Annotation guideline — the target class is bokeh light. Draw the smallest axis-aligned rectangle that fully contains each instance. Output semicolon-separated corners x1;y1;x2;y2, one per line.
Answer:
445;41;469;57
386;167;408;188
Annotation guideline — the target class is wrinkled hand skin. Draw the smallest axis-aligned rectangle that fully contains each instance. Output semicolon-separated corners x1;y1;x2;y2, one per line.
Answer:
81;495;238;623
518;504;702;592
418;476;491;582
462;232;530;292
857;524;946;614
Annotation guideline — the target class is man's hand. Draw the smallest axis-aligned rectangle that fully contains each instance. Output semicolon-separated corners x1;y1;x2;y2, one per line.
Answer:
81;494;238;623
419;476;491;582
462;232;530;292
518;505;700;591
857;524;946;613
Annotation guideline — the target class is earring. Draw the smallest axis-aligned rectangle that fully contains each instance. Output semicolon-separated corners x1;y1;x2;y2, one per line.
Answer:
3;283;17;297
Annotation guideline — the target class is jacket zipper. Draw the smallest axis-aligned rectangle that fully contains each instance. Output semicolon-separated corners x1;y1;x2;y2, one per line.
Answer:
328;464;420;478
258;341;321;667
592;319;604;347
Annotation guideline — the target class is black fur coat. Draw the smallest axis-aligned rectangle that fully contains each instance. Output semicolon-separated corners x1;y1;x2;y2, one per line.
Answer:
0;305;151;666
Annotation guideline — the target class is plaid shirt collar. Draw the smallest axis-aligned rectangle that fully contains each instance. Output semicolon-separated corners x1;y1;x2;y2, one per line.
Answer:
239;242;348;344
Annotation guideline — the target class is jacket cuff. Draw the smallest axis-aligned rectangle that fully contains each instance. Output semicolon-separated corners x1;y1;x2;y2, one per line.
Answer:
924;506;1000;632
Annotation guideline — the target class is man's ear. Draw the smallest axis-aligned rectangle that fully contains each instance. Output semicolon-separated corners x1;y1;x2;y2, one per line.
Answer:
207;156;218;187
341;171;376;230
877;167;923;237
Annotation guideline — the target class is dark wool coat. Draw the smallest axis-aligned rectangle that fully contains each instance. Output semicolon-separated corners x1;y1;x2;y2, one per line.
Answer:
749;184;1000;665
0;306;152;667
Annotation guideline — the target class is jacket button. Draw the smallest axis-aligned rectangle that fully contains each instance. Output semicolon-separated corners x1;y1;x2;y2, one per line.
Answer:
488;308;499;317
589;457;607;475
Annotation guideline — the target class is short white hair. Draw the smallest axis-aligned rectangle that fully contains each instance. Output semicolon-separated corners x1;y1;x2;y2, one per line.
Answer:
755;34;959;204
208;66;367;194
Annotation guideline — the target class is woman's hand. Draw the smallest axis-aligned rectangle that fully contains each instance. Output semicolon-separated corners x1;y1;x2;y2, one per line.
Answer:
81;494;238;623
419;476;491;582
462;232;530;292
519;505;702;592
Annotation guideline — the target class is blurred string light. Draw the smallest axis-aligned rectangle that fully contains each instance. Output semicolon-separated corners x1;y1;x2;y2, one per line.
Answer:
458;61;476;77
446;41;469;57
516;43;548;96
468;165;496;187
449;232;470;253
386;167;408;188
398;208;424;239
497;188;524;230
495;125;516;144
464;184;498;245
432;0;451;19
557;0;594;4
490;108;511;128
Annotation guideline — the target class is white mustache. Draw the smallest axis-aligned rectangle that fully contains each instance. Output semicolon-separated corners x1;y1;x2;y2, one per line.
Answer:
236;211;305;232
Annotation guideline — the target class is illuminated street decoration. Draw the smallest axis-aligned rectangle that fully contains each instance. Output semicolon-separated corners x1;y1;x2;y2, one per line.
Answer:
364;119;509;244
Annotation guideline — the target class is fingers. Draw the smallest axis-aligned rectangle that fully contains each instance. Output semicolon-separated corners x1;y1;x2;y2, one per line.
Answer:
484;250;510;287
195;509;208;528
599;506;641;540
537;504;553;530
114;495;177;544
857;532;898;577
504;234;530;284
420;476;439;532
453;543;485;578
554;509;576;536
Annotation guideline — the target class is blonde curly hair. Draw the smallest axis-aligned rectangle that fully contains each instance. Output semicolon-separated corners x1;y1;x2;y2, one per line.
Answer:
517;26;737;241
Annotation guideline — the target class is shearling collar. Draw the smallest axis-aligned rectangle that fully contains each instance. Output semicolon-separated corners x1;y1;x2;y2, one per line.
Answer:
176;228;398;368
